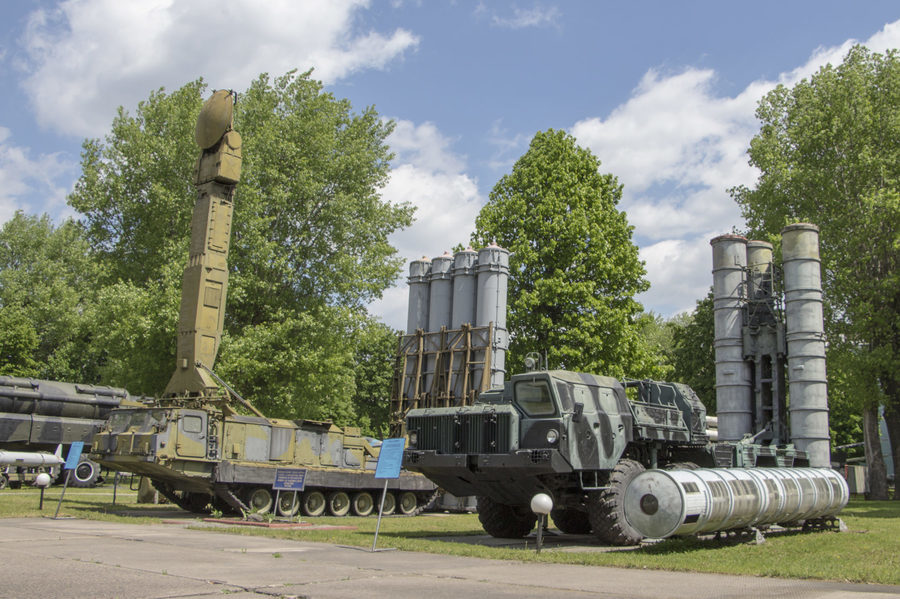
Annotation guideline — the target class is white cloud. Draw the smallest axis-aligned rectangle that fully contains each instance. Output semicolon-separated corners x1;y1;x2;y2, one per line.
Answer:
369;119;483;330
19;0;419;138
572;19;900;316
490;4;561;29
0;126;75;222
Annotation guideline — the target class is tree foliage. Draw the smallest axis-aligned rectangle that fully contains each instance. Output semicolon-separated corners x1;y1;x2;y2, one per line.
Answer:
3;71;413;429
0;213;103;381
730;46;900;493
669;291;716;412
472;129;661;378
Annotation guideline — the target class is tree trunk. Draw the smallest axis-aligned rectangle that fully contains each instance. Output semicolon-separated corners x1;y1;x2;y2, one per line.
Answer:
862;403;889;500
882;405;899;500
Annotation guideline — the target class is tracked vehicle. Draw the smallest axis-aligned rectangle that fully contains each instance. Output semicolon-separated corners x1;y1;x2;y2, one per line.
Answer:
92;90;435;516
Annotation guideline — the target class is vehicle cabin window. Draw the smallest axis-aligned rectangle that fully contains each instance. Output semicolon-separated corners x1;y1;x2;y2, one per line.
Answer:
182;415;203;434
514;380;556;416
109;411;131;433
574;385;596;414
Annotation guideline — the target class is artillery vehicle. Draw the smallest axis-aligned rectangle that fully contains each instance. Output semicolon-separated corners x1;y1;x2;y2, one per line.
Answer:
0;376;133;488
92;90;435;516
398;224;844;544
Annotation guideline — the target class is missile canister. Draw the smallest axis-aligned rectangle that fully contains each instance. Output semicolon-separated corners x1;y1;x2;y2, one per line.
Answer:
623;467;848;539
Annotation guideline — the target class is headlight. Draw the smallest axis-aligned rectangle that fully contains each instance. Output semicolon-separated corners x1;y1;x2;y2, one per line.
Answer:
408;431;418;447
546;429;559;444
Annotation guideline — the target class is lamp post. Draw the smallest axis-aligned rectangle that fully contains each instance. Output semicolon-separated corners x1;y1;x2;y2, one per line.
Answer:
530;493;553;554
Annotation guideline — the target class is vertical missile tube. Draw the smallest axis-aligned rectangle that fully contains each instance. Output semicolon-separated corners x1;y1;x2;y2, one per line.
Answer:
406;257;431;334
475;244;510;390
450;248;477;403
782;224;830;467
404;257;431;404
425;253;453;401
711;235;752;441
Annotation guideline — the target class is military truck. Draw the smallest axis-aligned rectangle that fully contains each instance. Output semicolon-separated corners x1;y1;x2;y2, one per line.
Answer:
92;89;435;516
0;376;134;488
403;368;806;544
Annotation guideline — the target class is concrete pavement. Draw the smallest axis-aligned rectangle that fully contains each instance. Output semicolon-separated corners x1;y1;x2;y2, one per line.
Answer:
0;517;897;599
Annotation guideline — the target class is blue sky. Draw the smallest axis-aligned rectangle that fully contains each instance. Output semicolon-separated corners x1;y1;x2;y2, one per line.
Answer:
1;1;899;330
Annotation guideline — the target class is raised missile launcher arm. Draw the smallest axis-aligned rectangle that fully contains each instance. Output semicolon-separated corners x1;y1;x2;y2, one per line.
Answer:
164;90;242;398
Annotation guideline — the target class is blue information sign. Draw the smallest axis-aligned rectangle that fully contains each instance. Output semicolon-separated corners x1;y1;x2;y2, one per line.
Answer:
64;441;84;470
374;438;405;479
273;468;307;491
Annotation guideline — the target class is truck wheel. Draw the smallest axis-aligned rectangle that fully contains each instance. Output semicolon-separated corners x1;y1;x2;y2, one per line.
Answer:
351;492;374;517
246;487;273;514
277;491;300;517
551;508;592;534
588;459;645;546
0;473;8;490
397;491;419;515
71;458;100;488
477;496;537;538
301;491;326;516
328;491;351;516
381;492;396;515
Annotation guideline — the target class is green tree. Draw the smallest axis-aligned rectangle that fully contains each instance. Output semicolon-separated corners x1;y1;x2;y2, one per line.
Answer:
669;291;716;413
0;213;103;381
67;71;413;419
472;129;661;378
731;46;900;498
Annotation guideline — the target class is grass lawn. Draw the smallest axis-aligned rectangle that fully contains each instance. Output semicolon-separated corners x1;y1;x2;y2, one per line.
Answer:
2;484;898;585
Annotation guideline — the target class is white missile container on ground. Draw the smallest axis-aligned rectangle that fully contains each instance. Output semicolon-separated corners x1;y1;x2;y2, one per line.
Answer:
0;445;64;468
623;467;849;539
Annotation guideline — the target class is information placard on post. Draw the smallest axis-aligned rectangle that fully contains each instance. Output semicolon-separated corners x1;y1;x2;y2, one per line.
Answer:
273;468;307;491
371;438;406;552
55;441;86;518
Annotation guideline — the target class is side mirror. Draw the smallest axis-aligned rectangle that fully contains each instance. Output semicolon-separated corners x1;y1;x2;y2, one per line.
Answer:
572;402;584;423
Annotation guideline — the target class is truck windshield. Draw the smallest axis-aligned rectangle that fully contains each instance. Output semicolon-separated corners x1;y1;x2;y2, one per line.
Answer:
514;380;556;416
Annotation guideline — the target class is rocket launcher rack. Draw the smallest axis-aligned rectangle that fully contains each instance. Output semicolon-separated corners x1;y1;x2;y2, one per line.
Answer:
390;322;494;432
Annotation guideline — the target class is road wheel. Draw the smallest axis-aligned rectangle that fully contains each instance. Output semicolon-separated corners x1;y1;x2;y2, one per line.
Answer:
551;508;592;534
477;495;537;538
351;492;374;517
380;492;396;515
71;458;100;488
328;491;351;516
397;491;418;515
246;487;273;514
301;490;326;516
277;491;300;517
588;458;645;546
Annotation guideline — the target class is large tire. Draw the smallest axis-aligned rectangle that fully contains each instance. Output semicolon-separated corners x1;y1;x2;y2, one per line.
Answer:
380;492;396;515
277;491;300;517
0;473;8;490
301;490;326;516
328;491;351;516
588;459;645;546
551;508;592;534
71;458;100;488
397;491;418;516
351;492;374;517
246;487;274;514
477;496;537;538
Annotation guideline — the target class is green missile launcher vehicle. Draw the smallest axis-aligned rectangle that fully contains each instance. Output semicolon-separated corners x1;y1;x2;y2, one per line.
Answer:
92;89;435;516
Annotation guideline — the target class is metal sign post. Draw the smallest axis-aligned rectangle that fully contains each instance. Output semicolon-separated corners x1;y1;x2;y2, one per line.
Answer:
54;442;84;519
273;468;307;522
371;438;405;552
